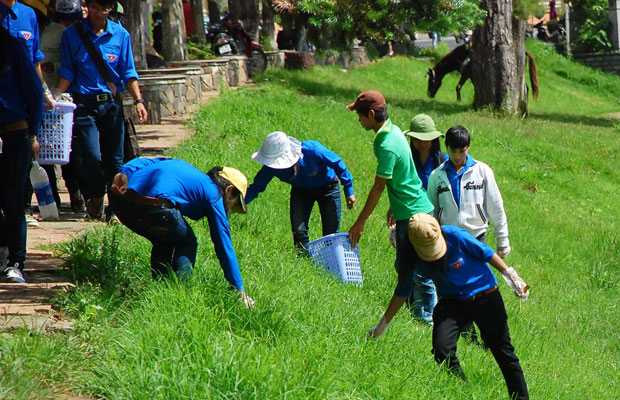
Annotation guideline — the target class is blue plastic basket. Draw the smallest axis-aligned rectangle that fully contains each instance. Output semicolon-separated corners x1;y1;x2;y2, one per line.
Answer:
38;102;76;165
307;232;363;285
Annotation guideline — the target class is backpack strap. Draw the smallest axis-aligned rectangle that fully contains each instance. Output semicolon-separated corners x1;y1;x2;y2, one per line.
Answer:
75;22;118;96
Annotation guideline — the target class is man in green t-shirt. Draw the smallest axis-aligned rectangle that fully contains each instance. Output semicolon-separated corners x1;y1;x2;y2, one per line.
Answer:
346;90;434;338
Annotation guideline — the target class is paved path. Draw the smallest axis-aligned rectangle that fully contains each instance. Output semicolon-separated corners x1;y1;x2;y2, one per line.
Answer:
0;116;194;332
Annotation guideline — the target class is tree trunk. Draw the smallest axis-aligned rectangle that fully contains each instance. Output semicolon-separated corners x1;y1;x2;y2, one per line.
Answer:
471;0;524;114
228;0;259;40
228;0;241;21
190;0;206;43
207;0;220;24
261;1;277;50
118;0;148;69
293;14;309;52
162;0;187;61
242;0;260;40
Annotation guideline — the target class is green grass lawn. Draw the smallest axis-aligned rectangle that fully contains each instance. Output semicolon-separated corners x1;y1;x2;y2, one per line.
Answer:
1;40;619;399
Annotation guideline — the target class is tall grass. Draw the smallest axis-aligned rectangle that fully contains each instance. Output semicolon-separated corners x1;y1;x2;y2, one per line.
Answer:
1;40;618;399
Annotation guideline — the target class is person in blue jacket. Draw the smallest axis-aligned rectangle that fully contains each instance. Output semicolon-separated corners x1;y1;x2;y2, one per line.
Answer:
109;157;254;307
1;0;55;109
369;213;530;400
0;0;43;283
55;0;148;220
245;131;356;253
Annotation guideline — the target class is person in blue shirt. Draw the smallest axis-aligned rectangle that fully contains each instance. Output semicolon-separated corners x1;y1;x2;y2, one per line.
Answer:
369;213;530;400
109;157;255;307
386;113;445;324
1;0;54;140
0;0;43;283
55;0;148;220
245;131;356;253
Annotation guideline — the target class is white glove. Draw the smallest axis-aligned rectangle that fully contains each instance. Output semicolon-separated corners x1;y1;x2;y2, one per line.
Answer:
237;290;255;308
368;315;391;339
497;245;511;258
501;267;530;300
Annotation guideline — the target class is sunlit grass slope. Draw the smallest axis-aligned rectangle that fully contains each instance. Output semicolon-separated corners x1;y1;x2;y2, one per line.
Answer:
1;40;618;399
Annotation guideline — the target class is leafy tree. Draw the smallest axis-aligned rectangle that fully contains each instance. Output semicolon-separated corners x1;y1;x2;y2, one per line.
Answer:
570;0;613;53
272;0;486;52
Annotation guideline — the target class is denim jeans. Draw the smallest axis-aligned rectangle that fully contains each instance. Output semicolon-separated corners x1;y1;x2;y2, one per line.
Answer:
109;193;196;279
0;129;31;270
394;219;437;323
74;100;124;199
432;290;529;400
411;272;437;323
290;180;341;252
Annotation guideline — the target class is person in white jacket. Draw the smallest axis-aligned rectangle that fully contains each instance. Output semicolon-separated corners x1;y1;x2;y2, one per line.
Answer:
427;125;510;258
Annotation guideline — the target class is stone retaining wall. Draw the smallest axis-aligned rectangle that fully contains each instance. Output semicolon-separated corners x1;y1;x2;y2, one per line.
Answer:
573;52;620;75
134;48;369;124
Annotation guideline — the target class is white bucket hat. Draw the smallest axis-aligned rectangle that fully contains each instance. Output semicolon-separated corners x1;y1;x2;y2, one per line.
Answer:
252;131;303;169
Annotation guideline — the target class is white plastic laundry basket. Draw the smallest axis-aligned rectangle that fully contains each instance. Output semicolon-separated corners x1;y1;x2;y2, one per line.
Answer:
37;102;76;165
307;232;363;285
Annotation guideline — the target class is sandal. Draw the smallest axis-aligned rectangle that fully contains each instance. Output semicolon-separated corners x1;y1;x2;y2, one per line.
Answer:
69;190;85;213
85;197;104;220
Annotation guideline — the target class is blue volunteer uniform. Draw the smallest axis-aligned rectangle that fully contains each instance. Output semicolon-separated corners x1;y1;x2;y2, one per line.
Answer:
419;152;448;190
395;225;496;299
245;140;354;251
0;30;42;131
1;1;44;65
245;140;354;202
58;18;139;95
402;225;529;400
112;158;245;290
444;154;476;208
0;3;43;282
58;17;140;214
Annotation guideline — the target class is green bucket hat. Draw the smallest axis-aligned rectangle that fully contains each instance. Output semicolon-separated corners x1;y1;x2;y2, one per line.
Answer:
403;114;443;141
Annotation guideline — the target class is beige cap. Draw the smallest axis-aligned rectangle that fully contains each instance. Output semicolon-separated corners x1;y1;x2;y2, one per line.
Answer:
218;167;248;214
408;213;447;261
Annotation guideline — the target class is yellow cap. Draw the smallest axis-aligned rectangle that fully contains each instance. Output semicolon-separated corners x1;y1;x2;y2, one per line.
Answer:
218;167;248;214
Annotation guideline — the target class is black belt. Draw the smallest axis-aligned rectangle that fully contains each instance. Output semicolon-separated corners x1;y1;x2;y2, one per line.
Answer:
468;285;498;301
73;92;116;105
0;119;29;134
124;189;175;208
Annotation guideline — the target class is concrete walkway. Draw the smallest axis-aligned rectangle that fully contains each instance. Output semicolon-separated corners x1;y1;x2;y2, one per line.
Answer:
0;116;194;332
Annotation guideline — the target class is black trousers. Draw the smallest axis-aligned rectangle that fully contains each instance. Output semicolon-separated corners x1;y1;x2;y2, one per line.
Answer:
432;290;529;400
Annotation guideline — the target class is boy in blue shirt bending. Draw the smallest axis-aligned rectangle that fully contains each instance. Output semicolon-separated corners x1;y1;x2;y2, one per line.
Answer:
245;131;356;253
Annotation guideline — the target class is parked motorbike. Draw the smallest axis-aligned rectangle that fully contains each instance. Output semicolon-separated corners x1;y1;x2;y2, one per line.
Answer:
533;20;566;43
207;21;267;77
224;20;268;77
207;23;238;56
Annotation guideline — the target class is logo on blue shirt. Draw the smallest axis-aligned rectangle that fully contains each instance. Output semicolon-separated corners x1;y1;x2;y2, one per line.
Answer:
20;30;32;40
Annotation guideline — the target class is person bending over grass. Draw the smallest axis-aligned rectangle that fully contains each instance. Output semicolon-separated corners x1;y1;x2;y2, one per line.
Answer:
245;131;356;254
369;213;530;400
109;157;254;308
